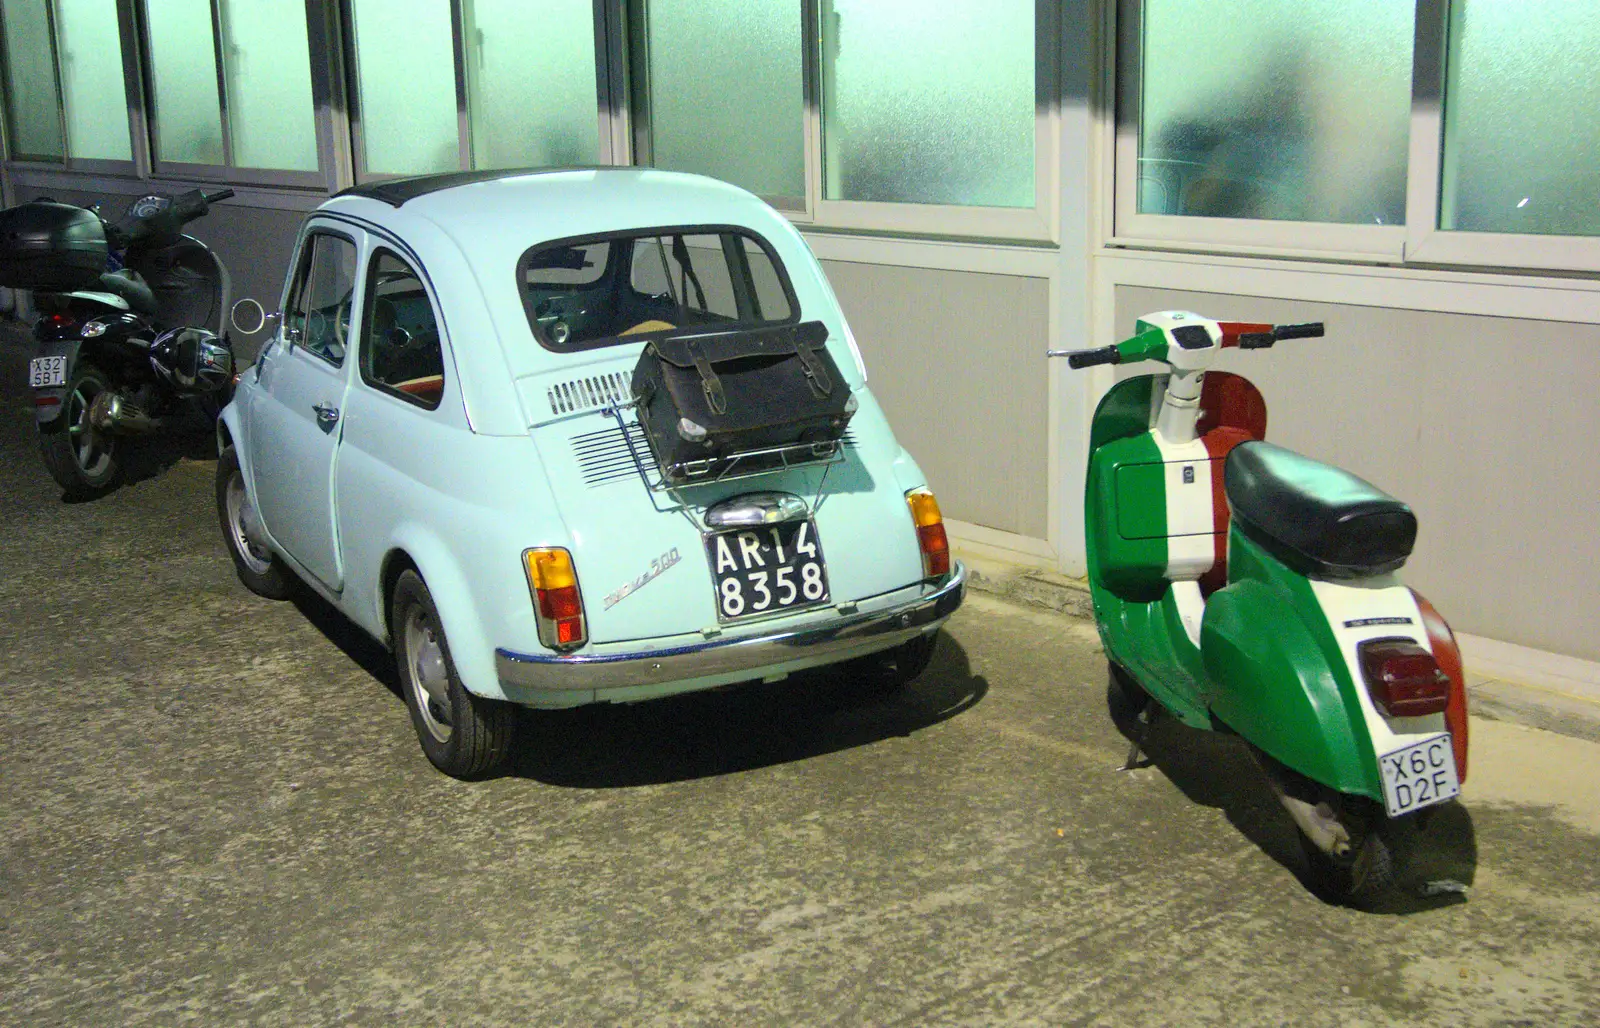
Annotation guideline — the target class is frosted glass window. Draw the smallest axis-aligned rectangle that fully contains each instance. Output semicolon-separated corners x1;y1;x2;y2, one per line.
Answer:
643;0;802;199
820;0;1035;208
1139;0;1412;225
218;0;317;170
56;0;131;160
1441;1;1600;237
464;0;599;169
351;0;459;175
145;0;225;165
2;0;63;160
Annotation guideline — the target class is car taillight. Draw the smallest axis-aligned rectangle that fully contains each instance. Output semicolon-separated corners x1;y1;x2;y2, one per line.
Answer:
523;547;587;651
907;489;950;578
1358;637;1451;717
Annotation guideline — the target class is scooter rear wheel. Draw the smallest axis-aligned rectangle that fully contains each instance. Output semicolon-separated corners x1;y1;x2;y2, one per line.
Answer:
1255;749;1401;905
38;362;120;498
1298;797;1398;906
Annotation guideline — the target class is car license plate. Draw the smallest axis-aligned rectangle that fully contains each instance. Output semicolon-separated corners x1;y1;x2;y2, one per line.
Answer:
28;356;66;388
1377;733;1460;817
705;519;829;621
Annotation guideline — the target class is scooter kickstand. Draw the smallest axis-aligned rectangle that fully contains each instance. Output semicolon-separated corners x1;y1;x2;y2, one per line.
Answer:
1117;702;1156;772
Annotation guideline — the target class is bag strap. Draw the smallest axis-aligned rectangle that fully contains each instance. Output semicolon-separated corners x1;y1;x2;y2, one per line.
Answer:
685;338;727;414
793;338;834;398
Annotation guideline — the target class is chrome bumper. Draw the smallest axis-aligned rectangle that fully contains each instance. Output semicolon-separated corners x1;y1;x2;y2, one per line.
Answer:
496;562;965;694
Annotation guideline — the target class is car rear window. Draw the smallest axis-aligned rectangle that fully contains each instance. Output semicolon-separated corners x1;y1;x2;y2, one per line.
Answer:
517;226;798;351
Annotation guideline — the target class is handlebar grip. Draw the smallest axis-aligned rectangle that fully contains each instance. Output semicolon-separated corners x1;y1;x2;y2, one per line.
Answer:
1273;322;1324;340
1236;332;1276;349
1066;345;1122;369
204;188;235;204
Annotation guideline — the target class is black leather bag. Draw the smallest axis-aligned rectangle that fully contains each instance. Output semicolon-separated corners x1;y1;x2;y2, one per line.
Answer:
631;320;854;479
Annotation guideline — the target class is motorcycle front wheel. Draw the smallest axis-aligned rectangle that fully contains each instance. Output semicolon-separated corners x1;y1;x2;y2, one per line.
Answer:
38;362;119;498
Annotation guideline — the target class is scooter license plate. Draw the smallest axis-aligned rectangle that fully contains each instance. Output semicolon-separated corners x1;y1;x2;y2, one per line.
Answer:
1377;733;1460;818
29;356;66;388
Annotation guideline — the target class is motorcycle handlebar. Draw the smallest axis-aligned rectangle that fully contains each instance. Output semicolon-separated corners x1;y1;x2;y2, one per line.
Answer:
1274;322;1324;341
204;189;235;205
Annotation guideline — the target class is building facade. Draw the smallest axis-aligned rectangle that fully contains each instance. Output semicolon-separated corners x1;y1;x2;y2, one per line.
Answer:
3;1;1597;684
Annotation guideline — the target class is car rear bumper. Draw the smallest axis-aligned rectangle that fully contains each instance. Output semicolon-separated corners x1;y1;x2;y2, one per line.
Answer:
495;562;965;699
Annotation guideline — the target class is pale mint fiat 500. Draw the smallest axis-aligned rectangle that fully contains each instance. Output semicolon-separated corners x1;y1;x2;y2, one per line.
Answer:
216;168;965;778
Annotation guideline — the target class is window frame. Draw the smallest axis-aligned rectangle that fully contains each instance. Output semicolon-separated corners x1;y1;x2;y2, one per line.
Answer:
0;0;139;174
1112;0;1600;273
344;0;625;184
516;222;803;354
283;228;360;369
629;0;1060;243
135;0;326;188
356;245;450;411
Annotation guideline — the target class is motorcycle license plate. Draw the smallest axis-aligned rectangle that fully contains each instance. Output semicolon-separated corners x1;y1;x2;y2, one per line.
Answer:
29;356;66;388
705;520;829;622
1377;733;1460;817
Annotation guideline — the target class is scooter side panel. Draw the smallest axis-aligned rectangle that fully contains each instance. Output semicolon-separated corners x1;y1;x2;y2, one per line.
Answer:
1201;531;1381;799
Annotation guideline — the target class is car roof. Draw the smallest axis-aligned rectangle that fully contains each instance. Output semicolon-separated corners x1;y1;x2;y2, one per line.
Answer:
332;166;634;208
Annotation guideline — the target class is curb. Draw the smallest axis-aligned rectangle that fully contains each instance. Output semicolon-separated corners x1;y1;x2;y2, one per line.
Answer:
954;547;1600;745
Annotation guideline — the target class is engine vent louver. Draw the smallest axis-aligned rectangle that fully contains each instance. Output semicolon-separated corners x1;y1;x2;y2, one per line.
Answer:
571;425;858;489
548;371;631;415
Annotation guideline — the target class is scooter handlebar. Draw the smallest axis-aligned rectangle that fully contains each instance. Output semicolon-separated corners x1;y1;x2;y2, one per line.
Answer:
204;189;235;205
1061;345;1122;369
1274;322;1324;341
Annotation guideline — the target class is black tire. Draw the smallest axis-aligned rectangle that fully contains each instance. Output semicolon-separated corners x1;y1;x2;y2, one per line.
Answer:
1107;661;1152;736
1258;750;1402;906
37;362;119;497
215;445;295;599
1299;797;1399;906
843;631;939;694
392;569;513;779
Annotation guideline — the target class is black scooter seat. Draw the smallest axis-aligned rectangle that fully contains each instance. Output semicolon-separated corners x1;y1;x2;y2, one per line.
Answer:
1224;441;1416;579
95;269;157;315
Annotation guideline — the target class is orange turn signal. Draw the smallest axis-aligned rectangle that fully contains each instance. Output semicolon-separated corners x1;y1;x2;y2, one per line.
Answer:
907;489;951;578
523;547;587;650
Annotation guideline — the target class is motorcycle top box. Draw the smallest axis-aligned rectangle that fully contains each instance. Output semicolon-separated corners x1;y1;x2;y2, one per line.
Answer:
0;201;109;291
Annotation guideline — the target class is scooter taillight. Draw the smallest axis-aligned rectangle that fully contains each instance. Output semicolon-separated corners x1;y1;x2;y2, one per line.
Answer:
1358;638;1451;717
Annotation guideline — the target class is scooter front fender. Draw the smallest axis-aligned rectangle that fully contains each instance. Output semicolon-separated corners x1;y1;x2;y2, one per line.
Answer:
1202;577;1381;800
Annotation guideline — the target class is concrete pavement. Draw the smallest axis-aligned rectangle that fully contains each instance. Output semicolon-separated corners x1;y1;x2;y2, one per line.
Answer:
2;326;1598;1026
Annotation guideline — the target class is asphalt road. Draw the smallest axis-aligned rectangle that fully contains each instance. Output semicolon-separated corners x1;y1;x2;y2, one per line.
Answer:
2;323;1598;1026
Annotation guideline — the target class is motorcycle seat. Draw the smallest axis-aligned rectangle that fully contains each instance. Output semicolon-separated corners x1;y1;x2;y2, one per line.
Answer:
1224;440;1416;579
97;268;157;315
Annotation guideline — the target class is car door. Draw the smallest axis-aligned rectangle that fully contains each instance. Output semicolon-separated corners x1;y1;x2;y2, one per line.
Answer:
248;226;362;592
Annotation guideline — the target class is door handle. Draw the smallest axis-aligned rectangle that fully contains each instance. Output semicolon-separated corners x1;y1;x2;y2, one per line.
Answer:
312;402;340;428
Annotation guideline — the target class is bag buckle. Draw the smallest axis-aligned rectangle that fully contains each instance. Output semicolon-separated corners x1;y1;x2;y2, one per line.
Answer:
686;340;727;415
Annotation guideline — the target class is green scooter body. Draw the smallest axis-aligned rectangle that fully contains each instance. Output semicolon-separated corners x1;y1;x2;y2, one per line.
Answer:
1085;374;1382;800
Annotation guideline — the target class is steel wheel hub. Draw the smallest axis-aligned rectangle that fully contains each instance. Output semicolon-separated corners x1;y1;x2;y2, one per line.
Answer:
405;609;453;744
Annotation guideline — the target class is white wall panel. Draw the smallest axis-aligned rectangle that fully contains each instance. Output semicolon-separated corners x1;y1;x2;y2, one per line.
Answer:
824;259;1050;539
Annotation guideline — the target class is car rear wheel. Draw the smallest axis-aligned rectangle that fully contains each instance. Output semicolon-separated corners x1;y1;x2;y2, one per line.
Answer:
392;569;513;779
843;631;938;694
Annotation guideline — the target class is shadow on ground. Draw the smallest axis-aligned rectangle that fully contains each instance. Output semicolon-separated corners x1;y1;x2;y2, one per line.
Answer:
290;581;988;789
1110;682;1478;913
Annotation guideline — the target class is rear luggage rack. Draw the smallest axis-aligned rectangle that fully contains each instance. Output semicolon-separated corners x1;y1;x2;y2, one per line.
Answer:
596;399;846;492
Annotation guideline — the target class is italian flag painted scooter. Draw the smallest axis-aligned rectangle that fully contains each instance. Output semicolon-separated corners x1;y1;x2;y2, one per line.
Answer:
1058;312;1470;904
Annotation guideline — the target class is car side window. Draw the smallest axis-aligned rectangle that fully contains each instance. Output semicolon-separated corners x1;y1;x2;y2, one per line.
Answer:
286;232;357;367
358;250;447;410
